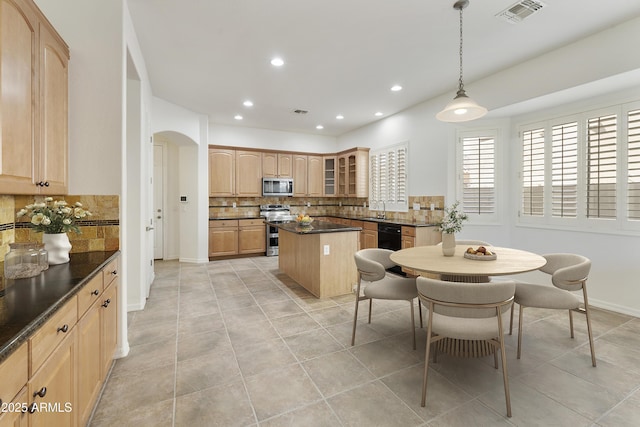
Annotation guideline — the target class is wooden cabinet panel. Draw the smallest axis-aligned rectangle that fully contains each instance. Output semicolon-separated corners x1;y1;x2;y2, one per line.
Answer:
0;342;28;409
28;328;76;427
307;155;323;197
209;148;235;196
293;155;307;197
77;273;103;317
0;387;28;427
77;299;102;426
323;156;336;196
238;225;266;254
277;153;293;177
38;21;68;194
235;150;262;196
0;0;38;194
362;229;378;249
101;281;118;377
262;152;278;177
209;227;238;257
29;296;77;374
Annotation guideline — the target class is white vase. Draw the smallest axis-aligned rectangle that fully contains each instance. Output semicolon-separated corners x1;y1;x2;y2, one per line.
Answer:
441;233;456;257
42;233;72;265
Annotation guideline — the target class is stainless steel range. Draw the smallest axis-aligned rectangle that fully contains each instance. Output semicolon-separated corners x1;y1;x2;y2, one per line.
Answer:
260;204;295;256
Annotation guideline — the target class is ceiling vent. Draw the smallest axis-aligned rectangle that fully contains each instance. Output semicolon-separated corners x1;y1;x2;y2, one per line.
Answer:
496;0;546;24
293;109;309;115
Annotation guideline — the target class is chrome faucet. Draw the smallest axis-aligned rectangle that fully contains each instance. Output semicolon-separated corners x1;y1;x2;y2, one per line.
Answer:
377;201;386;220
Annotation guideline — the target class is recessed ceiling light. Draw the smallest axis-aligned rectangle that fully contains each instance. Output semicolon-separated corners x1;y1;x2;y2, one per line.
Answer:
316;125;324;130
270;57;284;67
375;112;383;117
234;114;243;120
243;100;253;107
336;114;344;120
391;85;403;92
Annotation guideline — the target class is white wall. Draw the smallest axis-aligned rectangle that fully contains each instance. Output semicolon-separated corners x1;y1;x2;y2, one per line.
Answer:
338;16;640;316
210;124;337;152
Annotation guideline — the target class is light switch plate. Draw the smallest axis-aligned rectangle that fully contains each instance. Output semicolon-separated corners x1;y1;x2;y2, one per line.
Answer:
323;245;330;255
413;203;420;211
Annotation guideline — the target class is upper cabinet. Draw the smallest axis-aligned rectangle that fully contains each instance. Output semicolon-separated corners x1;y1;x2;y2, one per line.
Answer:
262;152;292;178
292;155;307;197
337;148;369;198
209;147;262;197
307;155;323;197
323;156;336;197
0;0;69;195
292;155;323;197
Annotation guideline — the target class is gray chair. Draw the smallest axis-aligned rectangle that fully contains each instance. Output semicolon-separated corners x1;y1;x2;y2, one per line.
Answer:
417;276;515;418
352;249;422;349
509;253;595;367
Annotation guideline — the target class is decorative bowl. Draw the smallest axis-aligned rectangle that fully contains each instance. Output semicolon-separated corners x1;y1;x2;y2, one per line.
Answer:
296;218;314;227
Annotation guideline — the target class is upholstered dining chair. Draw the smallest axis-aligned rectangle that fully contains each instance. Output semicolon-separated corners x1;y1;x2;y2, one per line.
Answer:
509;253;596;367
352;249;422;349
417;276;516;418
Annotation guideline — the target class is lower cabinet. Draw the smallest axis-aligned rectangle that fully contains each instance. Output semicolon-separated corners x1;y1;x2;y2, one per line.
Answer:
0;387;29;427
77;297;102;426
362;222;378;249
209;219;265;257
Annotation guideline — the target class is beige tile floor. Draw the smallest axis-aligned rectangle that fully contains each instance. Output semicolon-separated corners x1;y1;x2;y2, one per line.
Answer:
89;257;640;427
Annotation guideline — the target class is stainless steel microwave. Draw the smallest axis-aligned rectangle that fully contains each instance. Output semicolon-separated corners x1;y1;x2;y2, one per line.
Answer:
262;178;294;196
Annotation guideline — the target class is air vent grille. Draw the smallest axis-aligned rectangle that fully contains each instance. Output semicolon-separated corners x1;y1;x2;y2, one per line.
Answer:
496;0;546;24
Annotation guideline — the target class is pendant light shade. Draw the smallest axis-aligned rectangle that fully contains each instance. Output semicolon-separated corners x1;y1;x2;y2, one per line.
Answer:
437;0;487;123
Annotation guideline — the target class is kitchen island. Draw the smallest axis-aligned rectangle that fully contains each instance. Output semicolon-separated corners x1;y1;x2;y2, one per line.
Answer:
274;220;361;298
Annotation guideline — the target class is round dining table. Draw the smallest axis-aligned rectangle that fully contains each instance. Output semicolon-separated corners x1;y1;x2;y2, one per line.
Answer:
390;244;547;358
390;244;546;281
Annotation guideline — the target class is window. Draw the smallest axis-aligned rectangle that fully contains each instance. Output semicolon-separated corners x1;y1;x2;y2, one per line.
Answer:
518;101;640;233
551;122;578;218
457;131;497;220
369;142;408;212
522;128;545;216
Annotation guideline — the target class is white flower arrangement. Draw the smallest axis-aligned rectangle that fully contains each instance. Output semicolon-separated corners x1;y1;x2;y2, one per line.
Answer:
16;197;92;234
435;201;468;234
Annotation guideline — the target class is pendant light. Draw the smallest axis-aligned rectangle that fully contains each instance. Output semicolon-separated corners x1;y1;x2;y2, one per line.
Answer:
436;0;487;122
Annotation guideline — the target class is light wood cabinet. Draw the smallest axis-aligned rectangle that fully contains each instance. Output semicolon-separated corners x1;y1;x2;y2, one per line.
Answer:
293;155;307;197
238;219;266;254
235;150;262;196
307;155;323;197
0;342;28;419
28;328;76;427
0;387;28;427
209;220;239;257
263;152;292;178
0;0;68;195
362;221;378;249
101;281;118;377
77;297;102;426
337;148;368;197
323;156;336;196
209;148;262;197
209;148;235;196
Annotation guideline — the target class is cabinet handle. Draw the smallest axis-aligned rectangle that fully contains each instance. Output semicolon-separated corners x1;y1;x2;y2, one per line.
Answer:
44;181;49;187
57;324;69;333
92;289;100;295
111;270;118;275
102;298;111;308
33;387;47;398
28;402;38;413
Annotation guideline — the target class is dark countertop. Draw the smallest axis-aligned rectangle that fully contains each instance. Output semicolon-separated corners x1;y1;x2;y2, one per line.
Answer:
209;216;263;221
0;250;120;362
210;215;435;227
270;220;361;234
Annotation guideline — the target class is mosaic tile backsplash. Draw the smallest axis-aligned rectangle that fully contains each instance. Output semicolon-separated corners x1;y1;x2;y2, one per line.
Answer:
209;195;445;224
0;195;120;260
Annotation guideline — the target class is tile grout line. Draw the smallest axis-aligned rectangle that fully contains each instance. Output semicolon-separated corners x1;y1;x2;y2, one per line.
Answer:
170;263;183;427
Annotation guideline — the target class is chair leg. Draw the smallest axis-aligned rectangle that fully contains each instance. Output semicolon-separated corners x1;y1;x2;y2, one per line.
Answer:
493;348;499;369
517;305;525;359
410;301;416;350
583;285;597;367
418;300;423;328
368;299;373;324
421;307;434;407
569;309;575;338
351;279;362;347
509;303;515;335
497;307;512;418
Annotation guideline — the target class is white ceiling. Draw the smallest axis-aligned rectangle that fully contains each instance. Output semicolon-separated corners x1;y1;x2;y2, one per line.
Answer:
127;0;640;136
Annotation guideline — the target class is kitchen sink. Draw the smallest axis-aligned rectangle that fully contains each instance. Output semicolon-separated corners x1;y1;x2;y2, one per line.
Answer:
361;217;383;221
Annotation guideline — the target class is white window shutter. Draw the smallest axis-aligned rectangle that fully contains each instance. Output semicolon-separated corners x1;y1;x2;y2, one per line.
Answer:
461;136;495;215
628;109;640;220
586;114;617;219
522;128;545;216
551;122;578;218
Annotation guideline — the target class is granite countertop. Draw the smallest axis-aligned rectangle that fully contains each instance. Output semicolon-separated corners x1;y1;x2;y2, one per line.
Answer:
332;215;437;227
270;220;361;234
0;250;120;362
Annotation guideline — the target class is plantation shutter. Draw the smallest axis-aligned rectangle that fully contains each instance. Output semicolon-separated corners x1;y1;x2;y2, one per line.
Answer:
522;128;545;216
369;143;408;211
628;109;640;220
551;122;578;218
586;114;617;219
461;136;495;215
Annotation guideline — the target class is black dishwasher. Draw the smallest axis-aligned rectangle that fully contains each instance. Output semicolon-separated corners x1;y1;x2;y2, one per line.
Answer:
377;223;405;276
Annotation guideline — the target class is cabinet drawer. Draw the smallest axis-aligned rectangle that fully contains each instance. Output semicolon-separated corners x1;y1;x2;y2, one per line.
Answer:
103;257;119;287
239;219;264;227
0;342;28;406
29;296;77;374
363;221;377;231
210;220;239;229
77;274;103;317
350;220;364;228
401;226;416;237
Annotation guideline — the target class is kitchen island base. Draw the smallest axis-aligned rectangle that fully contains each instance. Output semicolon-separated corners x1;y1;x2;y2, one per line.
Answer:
278;227;359;298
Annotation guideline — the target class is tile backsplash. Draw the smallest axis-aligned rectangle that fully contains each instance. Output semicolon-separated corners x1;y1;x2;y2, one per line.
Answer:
0;195;120;260
209;195;445;224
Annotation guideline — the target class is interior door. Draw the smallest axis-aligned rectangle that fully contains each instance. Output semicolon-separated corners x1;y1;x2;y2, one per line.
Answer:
153;144;164;259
